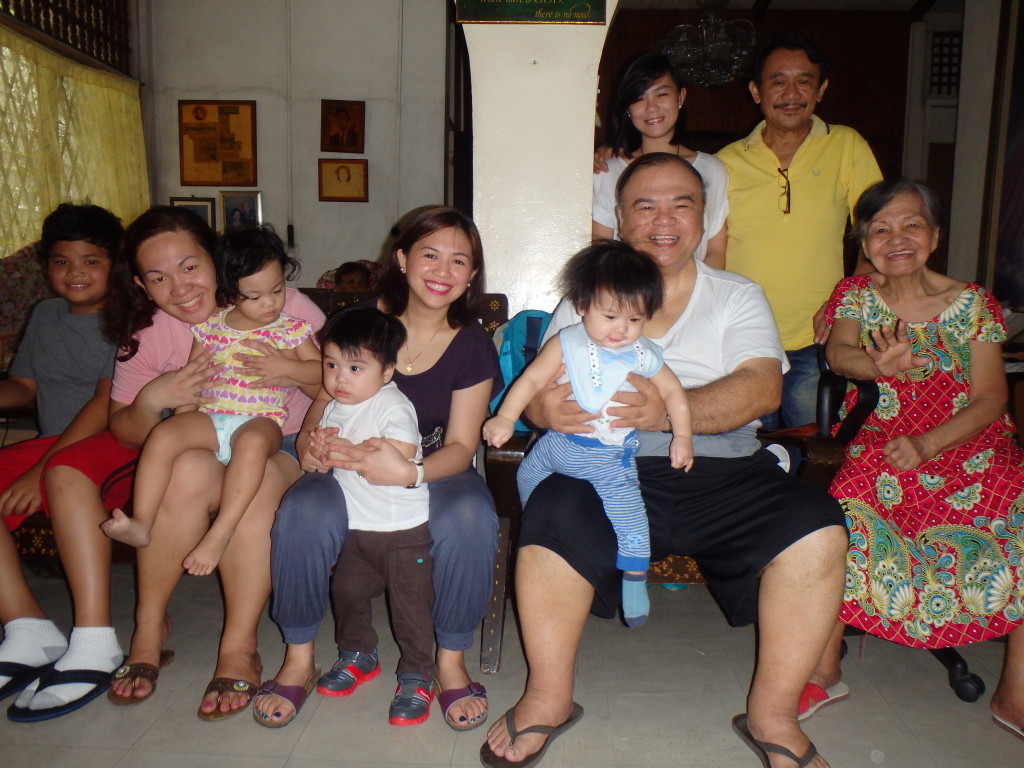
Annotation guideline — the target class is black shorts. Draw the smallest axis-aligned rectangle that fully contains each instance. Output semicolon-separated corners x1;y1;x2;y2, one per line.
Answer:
517;448;845;627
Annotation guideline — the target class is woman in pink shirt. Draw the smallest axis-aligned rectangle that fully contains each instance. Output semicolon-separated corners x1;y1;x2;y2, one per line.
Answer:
10;208;324;722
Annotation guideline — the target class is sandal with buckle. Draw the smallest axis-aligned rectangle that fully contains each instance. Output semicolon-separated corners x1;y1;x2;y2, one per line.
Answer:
196;677;259;721
439;680;488;731
252;666;321;728
316;648;380;697
107;649;175;705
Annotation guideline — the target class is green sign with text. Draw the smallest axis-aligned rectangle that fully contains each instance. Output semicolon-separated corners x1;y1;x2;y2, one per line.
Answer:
456;1;605;24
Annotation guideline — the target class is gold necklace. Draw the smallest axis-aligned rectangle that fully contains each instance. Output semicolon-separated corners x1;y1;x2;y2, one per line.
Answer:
403;324;443;373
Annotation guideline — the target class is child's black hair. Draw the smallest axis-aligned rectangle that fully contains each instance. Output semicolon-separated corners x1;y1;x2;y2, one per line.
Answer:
39;203;123;262
317;306;407;369
214;225;300;306
335;261;371;286
558;240;664;319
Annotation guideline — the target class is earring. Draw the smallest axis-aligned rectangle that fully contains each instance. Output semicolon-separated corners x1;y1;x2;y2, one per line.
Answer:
467;282;472;288
400;267;406;274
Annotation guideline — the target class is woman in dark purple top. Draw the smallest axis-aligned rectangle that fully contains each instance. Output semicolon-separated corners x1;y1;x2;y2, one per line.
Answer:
256;207;501;730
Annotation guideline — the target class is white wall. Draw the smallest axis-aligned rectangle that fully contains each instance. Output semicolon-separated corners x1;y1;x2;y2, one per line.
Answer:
139;0;447;285
463;2;618;313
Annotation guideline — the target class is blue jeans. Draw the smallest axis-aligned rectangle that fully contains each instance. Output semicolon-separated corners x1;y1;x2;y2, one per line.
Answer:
269;468;498;652
760;344;819;430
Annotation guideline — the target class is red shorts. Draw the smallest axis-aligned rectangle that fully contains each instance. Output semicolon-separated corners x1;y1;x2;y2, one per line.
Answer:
2;430;138;531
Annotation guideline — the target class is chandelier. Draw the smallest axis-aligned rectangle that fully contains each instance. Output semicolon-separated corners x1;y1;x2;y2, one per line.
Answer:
660;0;758;89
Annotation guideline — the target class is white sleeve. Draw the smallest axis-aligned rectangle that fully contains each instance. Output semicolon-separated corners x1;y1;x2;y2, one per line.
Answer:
376;390;422;451
592;170;617;229
720;281;787;374
701;155;730;241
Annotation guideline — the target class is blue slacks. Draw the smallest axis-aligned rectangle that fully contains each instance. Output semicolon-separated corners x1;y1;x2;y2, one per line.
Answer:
269;468;498;651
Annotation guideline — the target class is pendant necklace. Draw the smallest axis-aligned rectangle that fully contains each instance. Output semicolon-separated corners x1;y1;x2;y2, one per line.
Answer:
404;324;443;374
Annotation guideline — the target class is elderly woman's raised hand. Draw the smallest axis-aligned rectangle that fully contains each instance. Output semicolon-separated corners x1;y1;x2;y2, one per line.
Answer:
865;322;929;378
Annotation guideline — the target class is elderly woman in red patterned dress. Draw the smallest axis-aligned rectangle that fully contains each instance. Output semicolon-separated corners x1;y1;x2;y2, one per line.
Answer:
801;177;1024;740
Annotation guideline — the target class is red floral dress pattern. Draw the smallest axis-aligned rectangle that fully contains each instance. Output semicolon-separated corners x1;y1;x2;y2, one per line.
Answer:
826;275;1024;648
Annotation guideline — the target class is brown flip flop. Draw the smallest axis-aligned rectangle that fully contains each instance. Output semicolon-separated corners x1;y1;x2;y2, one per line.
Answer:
732;713;818;768
480;702;584;768
107;649;175;705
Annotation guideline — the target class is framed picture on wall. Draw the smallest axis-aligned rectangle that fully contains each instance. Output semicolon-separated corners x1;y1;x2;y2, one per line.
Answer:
319;159;368;202
219;191;262;231
320;100;365;153
169;196;216;228
179;100;258;186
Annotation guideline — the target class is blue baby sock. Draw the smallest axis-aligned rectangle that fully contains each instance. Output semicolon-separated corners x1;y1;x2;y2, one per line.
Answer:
622;572;649;627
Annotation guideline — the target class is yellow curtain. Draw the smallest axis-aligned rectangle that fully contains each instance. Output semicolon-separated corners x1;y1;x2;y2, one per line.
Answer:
0;24;149;257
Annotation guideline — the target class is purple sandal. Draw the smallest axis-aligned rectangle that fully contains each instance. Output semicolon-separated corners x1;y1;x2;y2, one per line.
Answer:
439;681;488;731
251;666;321;728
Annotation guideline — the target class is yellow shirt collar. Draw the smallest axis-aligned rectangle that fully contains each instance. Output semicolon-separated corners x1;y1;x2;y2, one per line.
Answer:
742;114;830;150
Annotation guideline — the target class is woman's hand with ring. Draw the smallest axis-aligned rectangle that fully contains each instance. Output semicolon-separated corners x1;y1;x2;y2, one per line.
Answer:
865;323;929;378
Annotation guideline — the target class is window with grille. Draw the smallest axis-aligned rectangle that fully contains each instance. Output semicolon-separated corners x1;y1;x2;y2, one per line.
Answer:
929;31;961;98
0;0;131;74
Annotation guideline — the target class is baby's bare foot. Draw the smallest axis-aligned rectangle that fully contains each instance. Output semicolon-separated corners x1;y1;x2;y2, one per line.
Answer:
100;508;152;548
182;531;231;576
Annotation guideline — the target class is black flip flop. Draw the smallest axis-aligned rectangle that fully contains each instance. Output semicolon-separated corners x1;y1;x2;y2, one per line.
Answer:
732;713;818;768
7;666;120;722
480;702;584;768
0;661;54;701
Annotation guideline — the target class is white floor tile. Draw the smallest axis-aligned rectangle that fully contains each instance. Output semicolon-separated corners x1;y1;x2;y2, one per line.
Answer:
1;563;1018;767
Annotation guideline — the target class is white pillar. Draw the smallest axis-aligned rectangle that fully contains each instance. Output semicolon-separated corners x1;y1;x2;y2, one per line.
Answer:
462;2;618;312
947;1;1001;281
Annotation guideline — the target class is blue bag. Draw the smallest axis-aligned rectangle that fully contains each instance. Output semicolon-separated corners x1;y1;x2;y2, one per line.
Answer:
489;309;552;433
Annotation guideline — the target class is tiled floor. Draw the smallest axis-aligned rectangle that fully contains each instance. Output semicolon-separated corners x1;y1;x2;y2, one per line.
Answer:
0;564;1019;767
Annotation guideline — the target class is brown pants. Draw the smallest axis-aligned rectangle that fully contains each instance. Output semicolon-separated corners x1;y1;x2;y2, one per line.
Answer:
332;522;436;678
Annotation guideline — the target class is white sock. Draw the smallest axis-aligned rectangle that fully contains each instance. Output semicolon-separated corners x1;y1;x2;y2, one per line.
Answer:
0;618;67;688
15;626;122;710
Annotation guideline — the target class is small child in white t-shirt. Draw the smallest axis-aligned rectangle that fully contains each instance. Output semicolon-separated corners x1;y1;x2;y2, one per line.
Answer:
308;306;436;726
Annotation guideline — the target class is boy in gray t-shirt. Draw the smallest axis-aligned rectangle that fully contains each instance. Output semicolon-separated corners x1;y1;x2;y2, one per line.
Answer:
0;203;122;712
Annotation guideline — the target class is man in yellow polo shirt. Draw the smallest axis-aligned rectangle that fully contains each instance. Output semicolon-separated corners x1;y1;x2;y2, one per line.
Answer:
717;35;881;429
